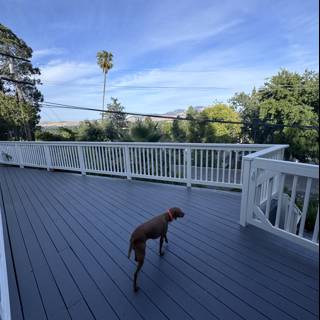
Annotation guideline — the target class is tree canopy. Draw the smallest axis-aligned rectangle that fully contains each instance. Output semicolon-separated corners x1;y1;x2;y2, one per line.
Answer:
201;104;241;143
0;23;43;140
230;69;319;162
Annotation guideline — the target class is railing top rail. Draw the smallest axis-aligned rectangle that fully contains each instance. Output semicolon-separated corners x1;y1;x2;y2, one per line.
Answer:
0;141;276;149
243;144;289;159
252;157;319;178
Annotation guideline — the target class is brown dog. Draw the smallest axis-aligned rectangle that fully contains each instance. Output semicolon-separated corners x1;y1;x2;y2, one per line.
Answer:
128;207;185;292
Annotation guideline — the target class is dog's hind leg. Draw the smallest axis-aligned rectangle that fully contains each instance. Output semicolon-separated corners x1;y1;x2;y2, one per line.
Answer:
134;260;144;292
133;242;145;292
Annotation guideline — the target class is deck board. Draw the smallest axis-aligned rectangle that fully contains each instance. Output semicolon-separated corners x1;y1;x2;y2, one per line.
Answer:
0;166;318;320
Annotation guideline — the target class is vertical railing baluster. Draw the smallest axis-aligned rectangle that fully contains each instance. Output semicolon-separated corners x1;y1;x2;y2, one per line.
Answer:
216;150;220;182
155;148;158;176
44;145;51;171
240;157;253;226
151;148;154;176
178;149;181;179
164;148;168;177
265;178;273;220
107;147;112;172
211;150;214;182
240;151;245;184
312;208;319;243
15;143;24;168
141;148;144;175
200;149;203;181
194;150;198;181
205;150;208;181
138;147;142;175
228;150;232;183
96;146;102;171
285;176;298;232
169;149;172;178
77;145;85;175
275;173;285;227
134;147;138;174
186;147;191;187
124;145;131;179
234;151;238;184
111;147;116;172
173;149;176;179
118;148;123;173
222;151;226;183
160;148;163;177
299;178;312;237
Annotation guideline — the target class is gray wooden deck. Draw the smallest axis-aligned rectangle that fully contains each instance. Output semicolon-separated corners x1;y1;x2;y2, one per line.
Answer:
0;166;318;320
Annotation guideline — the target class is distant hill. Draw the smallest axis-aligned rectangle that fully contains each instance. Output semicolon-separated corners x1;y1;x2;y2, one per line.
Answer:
39;121;80;128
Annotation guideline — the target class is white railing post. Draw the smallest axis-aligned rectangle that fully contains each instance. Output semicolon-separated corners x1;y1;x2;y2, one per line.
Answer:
186;147;192;187
0;207;11;320
77;145;86;175
240;157;252;226
44;145;52;171
124;145;132;180
15;143;24;168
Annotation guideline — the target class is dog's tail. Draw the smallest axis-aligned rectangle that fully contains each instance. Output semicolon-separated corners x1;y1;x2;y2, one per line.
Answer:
128;240;133;259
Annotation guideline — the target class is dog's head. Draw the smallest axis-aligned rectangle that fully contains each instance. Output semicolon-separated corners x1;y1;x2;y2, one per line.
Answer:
169;207;185;219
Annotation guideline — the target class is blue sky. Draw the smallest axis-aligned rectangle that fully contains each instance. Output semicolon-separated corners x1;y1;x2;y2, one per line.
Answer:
1;0;319;121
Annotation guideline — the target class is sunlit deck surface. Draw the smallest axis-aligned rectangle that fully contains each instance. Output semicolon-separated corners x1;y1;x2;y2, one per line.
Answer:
0;166;318;320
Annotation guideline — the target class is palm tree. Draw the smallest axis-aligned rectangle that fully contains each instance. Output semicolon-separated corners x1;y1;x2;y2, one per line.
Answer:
96;51;113;119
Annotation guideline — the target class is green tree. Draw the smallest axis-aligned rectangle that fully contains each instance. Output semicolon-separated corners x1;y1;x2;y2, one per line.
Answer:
157;121;172;141
171;117;187;142
230;69;319;162
129;118;162;142
0;24;43;140
105;97;127;131
100;120;124;141
185;106;206;142
35;127;75;141
201;104;241;143
76;120;104;141
97;51;113;119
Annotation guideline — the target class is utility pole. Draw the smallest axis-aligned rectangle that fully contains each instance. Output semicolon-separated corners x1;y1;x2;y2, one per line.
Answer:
102;65;107;120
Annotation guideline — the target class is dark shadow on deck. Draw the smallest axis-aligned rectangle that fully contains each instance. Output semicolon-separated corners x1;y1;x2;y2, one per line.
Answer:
0;166;318;320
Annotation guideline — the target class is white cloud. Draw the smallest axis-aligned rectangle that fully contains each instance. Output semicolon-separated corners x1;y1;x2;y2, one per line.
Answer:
40;60;98;83
148;19;243;51
33;48;66;59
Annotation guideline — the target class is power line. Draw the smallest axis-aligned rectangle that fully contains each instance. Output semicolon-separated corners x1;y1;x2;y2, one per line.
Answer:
0;51;30;62
0;76;35;86
40;81;231;90
40;101;319;130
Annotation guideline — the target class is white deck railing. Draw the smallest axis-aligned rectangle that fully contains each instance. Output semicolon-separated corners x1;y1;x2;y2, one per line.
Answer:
240;145;319;251
0;141;277;189
0;206;11;320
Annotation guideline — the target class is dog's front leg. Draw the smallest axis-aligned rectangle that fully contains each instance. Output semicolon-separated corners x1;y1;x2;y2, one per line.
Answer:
159;236;164;256
164;234;168;243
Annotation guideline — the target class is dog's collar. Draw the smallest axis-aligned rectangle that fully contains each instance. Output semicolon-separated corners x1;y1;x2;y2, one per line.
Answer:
167;209;174;221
